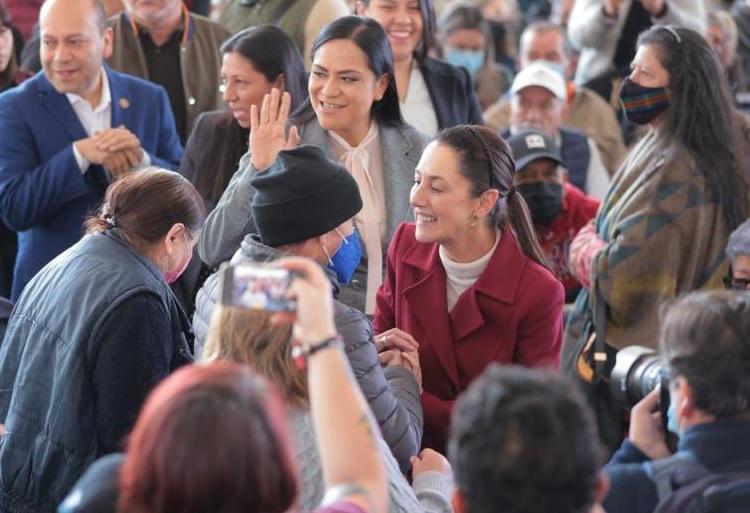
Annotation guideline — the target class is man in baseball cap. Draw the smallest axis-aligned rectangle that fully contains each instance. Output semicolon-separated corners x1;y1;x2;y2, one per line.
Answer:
505;61;611;201
507;128;600;302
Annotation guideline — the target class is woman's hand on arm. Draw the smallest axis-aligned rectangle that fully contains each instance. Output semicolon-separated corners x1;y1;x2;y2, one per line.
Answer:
379;347;423;394
249;88;300;171
374;327;419;353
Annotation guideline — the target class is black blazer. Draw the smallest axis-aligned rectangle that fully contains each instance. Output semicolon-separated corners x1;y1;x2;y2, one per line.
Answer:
419;57;484;130
180;110;249;212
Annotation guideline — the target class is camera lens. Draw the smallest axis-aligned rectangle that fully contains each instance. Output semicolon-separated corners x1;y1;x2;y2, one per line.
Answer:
626;355;662;404
610;346;663;406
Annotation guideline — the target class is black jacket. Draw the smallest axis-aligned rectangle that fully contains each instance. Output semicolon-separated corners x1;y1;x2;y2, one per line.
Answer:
0;230;193;513
604;420;750;513
419;57;484;130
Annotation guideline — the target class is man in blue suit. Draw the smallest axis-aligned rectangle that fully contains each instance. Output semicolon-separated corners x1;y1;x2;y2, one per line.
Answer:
0;0;182;301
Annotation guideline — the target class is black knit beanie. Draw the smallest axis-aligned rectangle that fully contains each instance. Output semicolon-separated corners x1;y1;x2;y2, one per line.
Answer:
250;145;363;247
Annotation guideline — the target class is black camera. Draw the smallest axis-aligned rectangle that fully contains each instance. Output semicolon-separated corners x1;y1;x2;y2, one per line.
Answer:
610;346;677;446
610;345;666;406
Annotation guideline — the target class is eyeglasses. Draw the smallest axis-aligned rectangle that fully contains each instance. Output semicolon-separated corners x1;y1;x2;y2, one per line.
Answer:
723;275;750;290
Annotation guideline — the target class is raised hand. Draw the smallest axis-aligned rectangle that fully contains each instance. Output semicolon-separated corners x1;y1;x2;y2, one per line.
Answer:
249;88;300;171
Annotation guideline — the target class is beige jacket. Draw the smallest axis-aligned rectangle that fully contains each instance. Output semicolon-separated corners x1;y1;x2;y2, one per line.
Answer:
483;84;626;173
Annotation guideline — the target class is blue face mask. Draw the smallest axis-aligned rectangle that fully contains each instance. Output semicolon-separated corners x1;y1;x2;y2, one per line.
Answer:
666;390;681;436
444;46;485;79
328;229;362;285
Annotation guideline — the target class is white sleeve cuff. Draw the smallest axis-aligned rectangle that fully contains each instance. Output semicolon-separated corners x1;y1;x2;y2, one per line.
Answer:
136;150;151;170
72;142;90;174
413;471;454;513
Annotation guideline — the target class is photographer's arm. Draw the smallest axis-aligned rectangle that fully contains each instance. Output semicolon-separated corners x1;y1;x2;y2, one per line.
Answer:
282;258;388;513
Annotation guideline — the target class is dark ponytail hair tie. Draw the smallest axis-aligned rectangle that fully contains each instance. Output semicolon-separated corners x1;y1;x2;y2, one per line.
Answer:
506;186;516;199
104;213;117;228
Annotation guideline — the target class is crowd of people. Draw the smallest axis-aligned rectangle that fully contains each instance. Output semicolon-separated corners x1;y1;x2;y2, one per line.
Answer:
0;0;750;513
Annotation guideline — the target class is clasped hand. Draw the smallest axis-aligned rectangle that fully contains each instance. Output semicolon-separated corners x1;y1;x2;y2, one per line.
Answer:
75;125;144;179
376;328;423;394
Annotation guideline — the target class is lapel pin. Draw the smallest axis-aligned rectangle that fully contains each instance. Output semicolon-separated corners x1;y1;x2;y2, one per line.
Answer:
119;98;130;109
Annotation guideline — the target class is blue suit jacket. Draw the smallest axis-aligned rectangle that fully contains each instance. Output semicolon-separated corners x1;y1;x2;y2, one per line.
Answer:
0;67;183;300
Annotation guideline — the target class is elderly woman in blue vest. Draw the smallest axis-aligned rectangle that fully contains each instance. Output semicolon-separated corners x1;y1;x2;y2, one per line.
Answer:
356;0;484;137
0;169;205;513
198;16;428;315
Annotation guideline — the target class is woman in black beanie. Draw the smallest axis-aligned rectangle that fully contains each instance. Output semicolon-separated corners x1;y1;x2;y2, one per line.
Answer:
192;145;424;472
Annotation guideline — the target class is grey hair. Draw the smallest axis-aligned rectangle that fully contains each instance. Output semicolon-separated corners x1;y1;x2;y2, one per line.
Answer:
726;218;750;263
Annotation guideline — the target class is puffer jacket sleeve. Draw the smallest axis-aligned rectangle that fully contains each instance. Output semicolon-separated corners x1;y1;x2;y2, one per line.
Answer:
335;303;423;473
192;264;225;359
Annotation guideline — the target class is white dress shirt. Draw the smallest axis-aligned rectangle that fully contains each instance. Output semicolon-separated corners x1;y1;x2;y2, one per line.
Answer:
68;68;149;173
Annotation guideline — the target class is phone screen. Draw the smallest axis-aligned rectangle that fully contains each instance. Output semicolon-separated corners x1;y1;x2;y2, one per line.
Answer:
221;264;297;312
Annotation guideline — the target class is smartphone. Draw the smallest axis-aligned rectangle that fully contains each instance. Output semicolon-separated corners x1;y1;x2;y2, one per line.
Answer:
220;263;297;312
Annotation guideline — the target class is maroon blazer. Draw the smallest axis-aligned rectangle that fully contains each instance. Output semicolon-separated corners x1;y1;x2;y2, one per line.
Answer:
374;223;564;452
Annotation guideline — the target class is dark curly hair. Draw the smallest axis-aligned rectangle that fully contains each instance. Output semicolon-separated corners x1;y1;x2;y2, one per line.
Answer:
659;290;750;419
637;26;749;231
449;365;602;513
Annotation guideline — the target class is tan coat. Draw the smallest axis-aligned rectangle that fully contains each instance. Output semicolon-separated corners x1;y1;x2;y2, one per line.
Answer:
483;84;626;174
107;11;230;136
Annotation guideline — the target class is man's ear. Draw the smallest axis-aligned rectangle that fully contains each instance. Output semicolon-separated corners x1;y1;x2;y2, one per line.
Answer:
452;490;468;513
559;165;570;184
102;27;114;60
676;377;696;418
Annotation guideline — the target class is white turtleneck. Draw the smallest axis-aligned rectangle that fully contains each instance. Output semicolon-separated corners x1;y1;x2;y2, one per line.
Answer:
439;229;501;311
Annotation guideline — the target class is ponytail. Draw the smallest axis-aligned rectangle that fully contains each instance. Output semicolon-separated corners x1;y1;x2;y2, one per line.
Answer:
437;125;551;271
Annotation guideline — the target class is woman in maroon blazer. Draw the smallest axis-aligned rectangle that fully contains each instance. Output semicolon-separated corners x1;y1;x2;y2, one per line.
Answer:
373;125;564;452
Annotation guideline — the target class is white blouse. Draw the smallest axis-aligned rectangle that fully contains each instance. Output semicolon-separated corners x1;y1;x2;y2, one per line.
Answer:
399;65;439;137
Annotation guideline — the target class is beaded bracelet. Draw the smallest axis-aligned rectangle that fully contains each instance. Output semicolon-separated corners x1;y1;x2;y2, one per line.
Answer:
292;336;344;370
